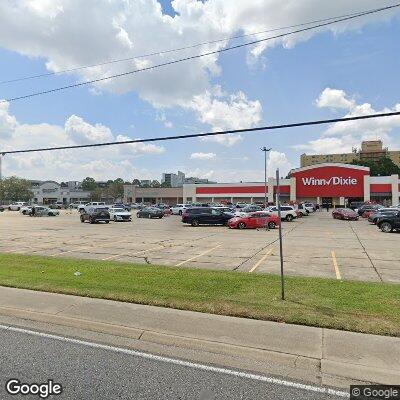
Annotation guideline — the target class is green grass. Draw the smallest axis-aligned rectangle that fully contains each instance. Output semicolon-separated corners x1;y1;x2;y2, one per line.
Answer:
0;253;399;336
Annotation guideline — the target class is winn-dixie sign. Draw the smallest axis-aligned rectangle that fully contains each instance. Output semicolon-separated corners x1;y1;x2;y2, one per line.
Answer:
302;176;357;186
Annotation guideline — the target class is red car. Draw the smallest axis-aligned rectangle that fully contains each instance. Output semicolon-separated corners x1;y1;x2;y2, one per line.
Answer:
228;211;280;229
332;208;359;221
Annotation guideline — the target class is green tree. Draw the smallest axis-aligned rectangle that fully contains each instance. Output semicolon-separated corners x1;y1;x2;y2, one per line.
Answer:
81;177;97;191
90;187;103;201
351;156;400;176
132;179;141;186
151;180;161;188
160;181;171;188
108;181;124;200
0;176;33;202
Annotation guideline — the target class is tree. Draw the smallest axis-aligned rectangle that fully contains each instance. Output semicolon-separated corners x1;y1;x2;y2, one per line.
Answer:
132;179;141;186
108;181;124;200
160;181;171;188
114;178;124;184
151;180;161;188
351;156;400;176
81;177;97;191
90;187;103;201
0;176;33;202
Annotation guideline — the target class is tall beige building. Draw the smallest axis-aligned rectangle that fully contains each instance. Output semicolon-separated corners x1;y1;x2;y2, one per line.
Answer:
301;140;400;167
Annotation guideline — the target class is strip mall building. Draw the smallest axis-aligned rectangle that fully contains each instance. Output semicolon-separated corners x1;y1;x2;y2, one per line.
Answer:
182;163;400;206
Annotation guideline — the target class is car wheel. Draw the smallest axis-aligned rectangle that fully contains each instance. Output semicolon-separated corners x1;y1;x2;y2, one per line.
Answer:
105;220;110;224
286;214;293;222
237;222;246;229
48;212;52;216
268;221;276;229
114;216;117;222
22;210;26;215
89;217;95;224
380;222;393;233
80;216;84;223
159;216;163;219
191;219;199;227
8;207;11;211
17;207;20;211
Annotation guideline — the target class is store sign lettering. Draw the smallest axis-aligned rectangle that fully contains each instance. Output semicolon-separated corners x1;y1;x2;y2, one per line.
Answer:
302;177;358;186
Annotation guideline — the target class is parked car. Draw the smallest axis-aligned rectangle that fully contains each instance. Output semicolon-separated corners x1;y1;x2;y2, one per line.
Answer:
377;211;400;233
267;205;297;222
181;207;234;226
0;205;5;212
368;208;399;224
49;202;63;209
137;207;164;219
303;202;316;212
228;211;279;229
332;208;359;220
20;205;33;215
357;204;383;216
80;207;110;224
349;201;365;211
108;207;132;222
296;203;309;216
69;201;87;209
78;201;106;213
29;206;59;217
8;202;28;211
171;204;191;215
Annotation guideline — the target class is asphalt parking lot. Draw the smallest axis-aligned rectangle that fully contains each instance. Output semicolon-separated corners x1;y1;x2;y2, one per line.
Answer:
0;210;399;283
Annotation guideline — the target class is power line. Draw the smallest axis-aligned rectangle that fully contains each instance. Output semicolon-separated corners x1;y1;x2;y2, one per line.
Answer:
0;6;386;85
1;111;399;155
1;3;399;104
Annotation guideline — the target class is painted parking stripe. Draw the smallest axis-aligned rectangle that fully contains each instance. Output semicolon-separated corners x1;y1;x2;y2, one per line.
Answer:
331;251;342;280
0;324;348;398
175;244;221;267
249;248;273;273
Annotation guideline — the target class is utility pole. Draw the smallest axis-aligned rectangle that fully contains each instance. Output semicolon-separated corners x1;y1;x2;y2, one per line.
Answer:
260;147;271;210
0;153;3;181
276;168;285;300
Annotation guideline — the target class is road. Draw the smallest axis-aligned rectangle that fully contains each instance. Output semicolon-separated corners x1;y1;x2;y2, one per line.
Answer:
0;326;346;400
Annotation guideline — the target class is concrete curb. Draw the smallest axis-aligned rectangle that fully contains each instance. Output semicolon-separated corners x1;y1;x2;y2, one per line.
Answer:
0;286;398;388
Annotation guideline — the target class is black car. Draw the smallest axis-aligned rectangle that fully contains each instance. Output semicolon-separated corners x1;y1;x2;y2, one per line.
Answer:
137;207;164;219
80;207;110;224
349;201;365;210
377;211;400;232
181;207;234;226
368;208;399;224
357;204;383;216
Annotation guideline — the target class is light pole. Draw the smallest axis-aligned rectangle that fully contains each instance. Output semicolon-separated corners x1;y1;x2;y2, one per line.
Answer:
260;147;271;210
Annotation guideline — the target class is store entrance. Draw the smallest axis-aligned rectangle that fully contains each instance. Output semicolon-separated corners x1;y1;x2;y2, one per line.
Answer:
43;198;57;205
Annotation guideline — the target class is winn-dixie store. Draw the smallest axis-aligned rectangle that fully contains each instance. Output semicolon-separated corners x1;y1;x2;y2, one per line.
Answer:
183;163;400;206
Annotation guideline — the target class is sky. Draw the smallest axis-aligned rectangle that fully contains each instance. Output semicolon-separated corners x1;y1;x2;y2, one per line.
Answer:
0;0;399;183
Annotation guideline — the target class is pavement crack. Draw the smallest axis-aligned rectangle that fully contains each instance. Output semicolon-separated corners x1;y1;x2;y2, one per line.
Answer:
349;221;383;282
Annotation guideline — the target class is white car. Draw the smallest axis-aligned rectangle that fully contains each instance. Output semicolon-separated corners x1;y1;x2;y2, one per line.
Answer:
303;202;316;213
69;201;87;209
171;204;191;215
267;205;297;221
20;205;34;215
109;207;132;222
8;202;28;211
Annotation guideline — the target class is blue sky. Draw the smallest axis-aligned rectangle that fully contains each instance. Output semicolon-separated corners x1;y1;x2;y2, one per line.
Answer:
0;0;399;182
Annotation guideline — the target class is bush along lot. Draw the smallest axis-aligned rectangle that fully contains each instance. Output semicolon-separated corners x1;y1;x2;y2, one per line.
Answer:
0;253;399;336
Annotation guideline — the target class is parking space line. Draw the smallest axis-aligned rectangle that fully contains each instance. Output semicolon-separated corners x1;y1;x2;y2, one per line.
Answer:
331;250;342;280
249;248;273;273
175;244;221;267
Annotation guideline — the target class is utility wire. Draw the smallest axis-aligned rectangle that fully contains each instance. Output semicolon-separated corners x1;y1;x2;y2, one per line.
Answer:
2;112;399;155
0;5;387;85
1;3;399;104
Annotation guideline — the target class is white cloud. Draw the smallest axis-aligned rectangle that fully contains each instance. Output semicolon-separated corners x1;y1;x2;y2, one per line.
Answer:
0;101;18;139
316;88;355;110
295;88;400;154
0;101;164;181
0;0;397;110
267;151;292;177
189;89;262;146
190;152;216;160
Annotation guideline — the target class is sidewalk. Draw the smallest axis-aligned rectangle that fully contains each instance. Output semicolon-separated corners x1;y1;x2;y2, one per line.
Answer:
0;286;398;388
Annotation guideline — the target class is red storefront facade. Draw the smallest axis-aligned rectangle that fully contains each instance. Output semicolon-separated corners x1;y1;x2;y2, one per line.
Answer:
183;163;400;206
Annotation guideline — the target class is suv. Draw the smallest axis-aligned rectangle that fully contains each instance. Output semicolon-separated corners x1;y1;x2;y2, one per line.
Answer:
8;202;28;211
357;204;383;216
78;201;106;213
377;211;400;233
267;205;297;221
80;207;110;224
171;204;191;215
182;207;234;226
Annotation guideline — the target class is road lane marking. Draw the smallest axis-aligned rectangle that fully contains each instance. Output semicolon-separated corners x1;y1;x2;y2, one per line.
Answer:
331;250;342;280
249;248;273;273
175;244;221;266
0;324;347;398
